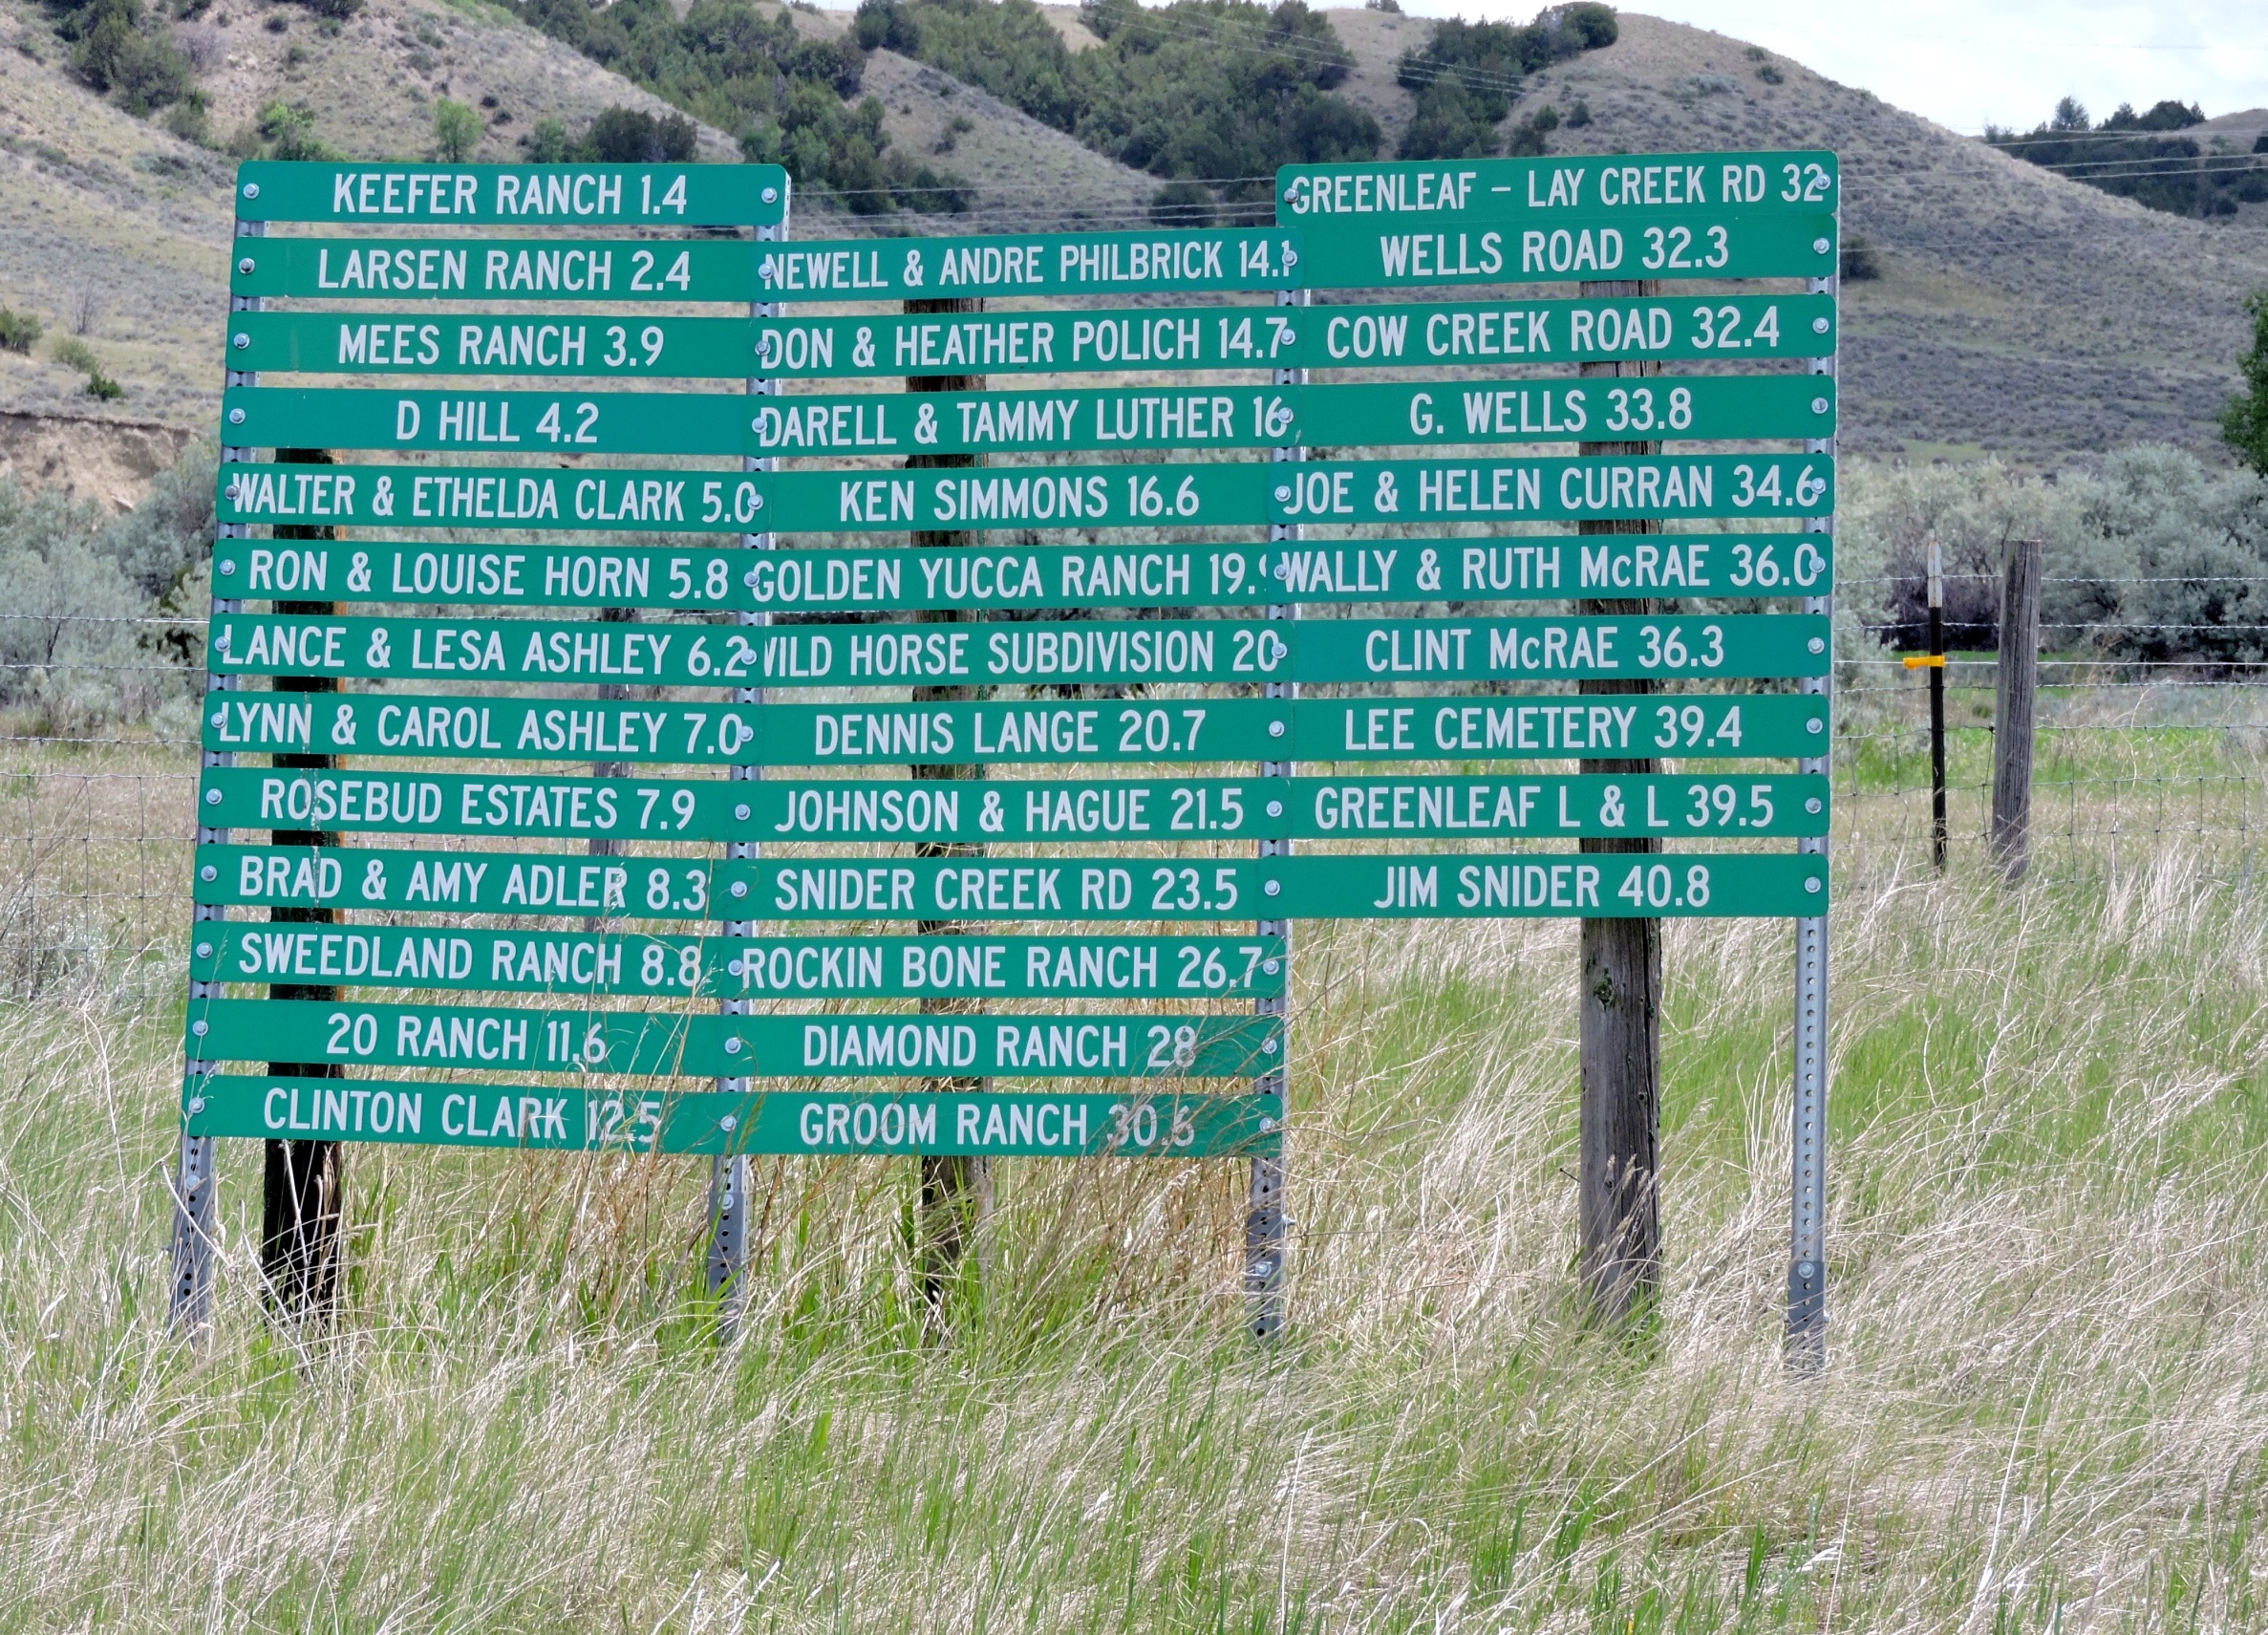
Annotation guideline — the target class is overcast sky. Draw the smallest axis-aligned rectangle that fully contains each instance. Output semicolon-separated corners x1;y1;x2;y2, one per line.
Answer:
1394;0;2267;135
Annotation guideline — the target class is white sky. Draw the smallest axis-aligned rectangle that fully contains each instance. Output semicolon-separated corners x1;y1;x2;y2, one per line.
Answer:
1388;0;2268;136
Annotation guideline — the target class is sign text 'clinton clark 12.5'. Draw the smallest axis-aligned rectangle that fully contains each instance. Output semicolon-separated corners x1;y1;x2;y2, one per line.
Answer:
219;294;1835;379
193;926;1288;999
185;1000;1285;1078
216;375;1835;456
184;1079;1284;1158
201;692;1830;766
198;766;1829;843
225;228;1299;302
229;160;788;227
205;613;1830;687
207;532;1834;613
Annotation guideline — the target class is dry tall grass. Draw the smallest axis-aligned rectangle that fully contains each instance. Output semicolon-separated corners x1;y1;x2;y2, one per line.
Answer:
4;828;2266;1630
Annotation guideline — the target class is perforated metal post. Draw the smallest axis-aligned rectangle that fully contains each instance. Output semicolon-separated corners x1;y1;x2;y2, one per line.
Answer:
1246;281;1304;1343
1787;247;1838;1370
709;185;788;1340
171;216;266;1332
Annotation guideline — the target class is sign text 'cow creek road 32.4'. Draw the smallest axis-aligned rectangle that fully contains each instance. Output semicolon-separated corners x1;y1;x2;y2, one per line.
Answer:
201;693;1829;766
207;533;1834;613
185;1000;1286;1078
220;295;1835;379
225;229;1300;301
193;927;1289;1000
205;613;1829;687
217;376;1835;456
198;767;1829;843
183;1080;1284;1159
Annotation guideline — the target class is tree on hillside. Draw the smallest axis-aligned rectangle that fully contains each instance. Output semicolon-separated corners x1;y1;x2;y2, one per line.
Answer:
2224;291;2268;477
1989;95;2265;218
1394;3;1615;161
433;98;482;162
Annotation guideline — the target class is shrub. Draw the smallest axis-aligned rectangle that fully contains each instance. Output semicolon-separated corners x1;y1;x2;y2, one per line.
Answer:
579;105;698;163
0;309;42;355
1150;178;1215;226
521;116;573;161
433;97;482;161
1394;6;1613;160
1841;232;1882;281
59;0;196;113
2223;290;2268;476
256;100;339;161
83;368;123;400
50;336;99;373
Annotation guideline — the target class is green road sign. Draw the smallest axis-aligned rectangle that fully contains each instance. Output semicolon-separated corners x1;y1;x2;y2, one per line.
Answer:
196;844;735;917
217;376;1830;458
223;387;754;456
196;766;1828;842
203;691;1829;765
229;238;774;302
1277;850;1825;917
231;161;788;226
216;462;760;532
206;612;1828;686
204;532;1832;614
192;926;1287;999
760;229;1300;297
1278;153;1838;223
1292;216;1837;290
219;295;1835;381
185;999;1284;1078
213;540;761;611
1270;456;1832;525
183;1076;1282;1157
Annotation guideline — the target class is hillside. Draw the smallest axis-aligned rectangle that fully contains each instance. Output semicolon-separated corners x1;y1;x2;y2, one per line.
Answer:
2;1;2265;475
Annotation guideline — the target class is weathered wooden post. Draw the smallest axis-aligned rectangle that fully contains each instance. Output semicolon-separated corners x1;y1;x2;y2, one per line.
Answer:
1991;537;2043;882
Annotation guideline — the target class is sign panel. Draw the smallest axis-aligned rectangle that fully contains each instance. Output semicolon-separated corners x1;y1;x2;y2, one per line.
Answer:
219;295;1835;379
1297;376;1831;445
203;692;1829;765
1277;851;1825;917
1293;216;1837;290
198;767;1828;841
207;612;1828;687
186;1000;1285;1078
1269;457;1832;525
192;927;1287;999
185;1077;1282;1157
229;238;771;302
195;844;736;917
758;230;1300;297
215;462;760;533
222;387;753;457
1278;153;1839;223
213;540;761;612
231;161;789;226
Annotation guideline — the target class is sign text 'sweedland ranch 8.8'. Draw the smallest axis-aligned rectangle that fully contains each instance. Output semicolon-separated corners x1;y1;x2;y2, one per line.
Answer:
171;150;1839;1347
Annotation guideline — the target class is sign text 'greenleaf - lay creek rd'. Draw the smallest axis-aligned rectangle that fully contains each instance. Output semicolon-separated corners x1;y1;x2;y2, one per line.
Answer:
213;456;1834;531
193;927;1288;999
192;848;1828;921
202;692;1829;765
217;376;1835;454
187;1000;1285;1077
209;534;1834;613
220;296;1834;378
199;768;1830;843
207;613;1829;686
184;1079;1284;1158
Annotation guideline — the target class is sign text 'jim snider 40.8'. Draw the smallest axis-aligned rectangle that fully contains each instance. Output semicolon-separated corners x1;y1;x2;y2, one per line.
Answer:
202;692;1829;766
212;532;1833;614
199;766;1830;844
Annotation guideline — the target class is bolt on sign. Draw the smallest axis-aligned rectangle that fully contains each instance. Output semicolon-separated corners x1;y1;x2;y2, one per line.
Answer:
172;150;1837;1350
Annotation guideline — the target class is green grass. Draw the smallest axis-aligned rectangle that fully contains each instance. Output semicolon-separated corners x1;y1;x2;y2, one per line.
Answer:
7;830;2268;1629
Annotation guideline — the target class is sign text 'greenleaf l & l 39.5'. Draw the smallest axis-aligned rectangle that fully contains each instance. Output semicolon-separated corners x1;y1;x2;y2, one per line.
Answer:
185;1077;1282;1157
185;999;1284;1078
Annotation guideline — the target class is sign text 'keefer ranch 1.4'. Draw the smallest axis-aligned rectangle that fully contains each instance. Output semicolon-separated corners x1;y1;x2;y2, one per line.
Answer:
170;149;1840;1350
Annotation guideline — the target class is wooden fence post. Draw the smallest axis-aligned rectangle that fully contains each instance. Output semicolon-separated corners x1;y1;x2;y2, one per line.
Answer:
1991;537;2043;882
904;293;991;1338
1575;276;1663;1329
1928;537;1948;872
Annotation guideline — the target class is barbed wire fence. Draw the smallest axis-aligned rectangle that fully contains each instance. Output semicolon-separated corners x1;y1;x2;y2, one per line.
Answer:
5;567;2261;1004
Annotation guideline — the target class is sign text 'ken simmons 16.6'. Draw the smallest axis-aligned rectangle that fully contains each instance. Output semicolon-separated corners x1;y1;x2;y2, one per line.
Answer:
219;295;1833;378
186;1000;1285;1078
213;458;1833;531
202;693;1829;766
209;532;1833;613
184;1079;1284;1158
198;766;1829;842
